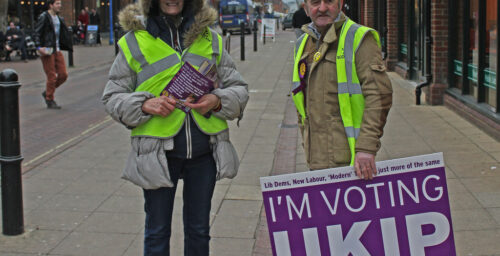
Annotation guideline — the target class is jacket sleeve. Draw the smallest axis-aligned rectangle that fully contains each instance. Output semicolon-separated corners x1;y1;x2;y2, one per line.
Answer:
101;48;155;129
211;49;249;121
34;12;46;47
355;34;393;155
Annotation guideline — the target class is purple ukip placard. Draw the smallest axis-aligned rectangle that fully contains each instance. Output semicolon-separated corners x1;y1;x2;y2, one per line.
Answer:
260;153;456;256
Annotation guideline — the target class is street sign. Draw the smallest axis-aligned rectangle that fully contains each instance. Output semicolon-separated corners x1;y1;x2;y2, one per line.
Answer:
261;18;276;42
85;25;99;45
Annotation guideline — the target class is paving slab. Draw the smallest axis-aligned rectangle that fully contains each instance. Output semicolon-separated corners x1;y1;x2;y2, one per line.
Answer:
211;200;262;238
211;238;255;256
75;212;144;234
0;230;68;254
51;231;136;256
25;210;90;231
474;192;500;208
226;185;263;201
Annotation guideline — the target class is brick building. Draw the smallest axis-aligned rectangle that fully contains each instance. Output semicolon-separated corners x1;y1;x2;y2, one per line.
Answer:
346;0;499;137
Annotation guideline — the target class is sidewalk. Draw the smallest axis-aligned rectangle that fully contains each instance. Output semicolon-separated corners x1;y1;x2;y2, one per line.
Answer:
0;29;499;256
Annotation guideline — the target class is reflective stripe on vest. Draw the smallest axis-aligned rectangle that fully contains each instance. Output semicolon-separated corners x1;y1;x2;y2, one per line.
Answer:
119;28;227;138
292;19;381;165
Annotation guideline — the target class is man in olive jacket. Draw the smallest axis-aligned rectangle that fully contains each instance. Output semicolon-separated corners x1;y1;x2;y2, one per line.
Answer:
293;0;392;179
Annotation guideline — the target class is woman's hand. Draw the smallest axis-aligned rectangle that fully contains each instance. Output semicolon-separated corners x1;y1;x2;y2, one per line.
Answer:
142;96;177;117
183;94;220;115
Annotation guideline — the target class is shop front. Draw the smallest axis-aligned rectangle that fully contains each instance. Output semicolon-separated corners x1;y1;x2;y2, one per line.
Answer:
396;0;431;82
8;0;47;30
449;0;499;116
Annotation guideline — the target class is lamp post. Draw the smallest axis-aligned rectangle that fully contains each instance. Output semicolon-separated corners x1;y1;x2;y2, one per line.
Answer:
109;0;114;45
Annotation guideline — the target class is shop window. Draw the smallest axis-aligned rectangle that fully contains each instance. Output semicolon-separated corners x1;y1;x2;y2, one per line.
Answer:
468;0;480;99
453;0;465;90
399;1;409;63
485;0;497;110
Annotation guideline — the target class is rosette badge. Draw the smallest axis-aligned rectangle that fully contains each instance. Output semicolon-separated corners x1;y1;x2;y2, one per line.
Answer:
299;59;307;80
293;59;308;95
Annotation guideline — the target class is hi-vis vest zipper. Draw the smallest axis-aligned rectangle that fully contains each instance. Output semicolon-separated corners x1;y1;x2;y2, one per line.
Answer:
292;19;381;166
118;27;228;138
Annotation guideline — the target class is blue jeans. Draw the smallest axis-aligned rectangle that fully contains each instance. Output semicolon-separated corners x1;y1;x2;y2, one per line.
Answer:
143;153;217;256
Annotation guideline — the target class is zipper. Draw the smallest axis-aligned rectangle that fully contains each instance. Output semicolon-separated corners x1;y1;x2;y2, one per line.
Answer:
186;115;192;159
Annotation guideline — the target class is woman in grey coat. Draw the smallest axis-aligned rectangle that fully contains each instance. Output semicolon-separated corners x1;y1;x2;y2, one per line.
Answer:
101;0;248;255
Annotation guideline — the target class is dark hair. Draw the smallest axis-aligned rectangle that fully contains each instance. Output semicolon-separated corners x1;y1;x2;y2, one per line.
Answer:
47;0;55;5
149;0;160;16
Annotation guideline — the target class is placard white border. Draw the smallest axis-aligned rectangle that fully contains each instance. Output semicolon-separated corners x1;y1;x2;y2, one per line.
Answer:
260;153;444;192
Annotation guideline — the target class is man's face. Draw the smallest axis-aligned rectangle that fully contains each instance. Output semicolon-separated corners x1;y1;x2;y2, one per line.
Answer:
9;22;15;29
50;0;62;13
160;0;184;16
305;0;341;30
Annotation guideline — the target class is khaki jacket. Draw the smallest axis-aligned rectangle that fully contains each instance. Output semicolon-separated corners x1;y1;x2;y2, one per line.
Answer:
298;14;392;170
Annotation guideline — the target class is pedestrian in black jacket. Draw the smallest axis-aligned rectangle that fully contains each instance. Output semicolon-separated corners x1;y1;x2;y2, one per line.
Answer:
89;9;101;44
292;3;311;38
5;22;28;62
34;0;73;109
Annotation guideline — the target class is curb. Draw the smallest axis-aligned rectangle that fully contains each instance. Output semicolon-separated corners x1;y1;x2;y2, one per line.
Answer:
252;96;299;256
22;116;114;174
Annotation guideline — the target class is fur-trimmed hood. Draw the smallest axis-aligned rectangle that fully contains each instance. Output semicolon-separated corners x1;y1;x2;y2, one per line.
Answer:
118;0;218;48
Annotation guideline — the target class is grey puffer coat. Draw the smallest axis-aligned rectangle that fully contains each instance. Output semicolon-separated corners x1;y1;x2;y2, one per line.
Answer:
101;0;249;189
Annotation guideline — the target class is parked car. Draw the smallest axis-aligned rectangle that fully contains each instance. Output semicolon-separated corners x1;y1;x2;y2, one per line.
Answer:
282;13;293;30
219;0;252;35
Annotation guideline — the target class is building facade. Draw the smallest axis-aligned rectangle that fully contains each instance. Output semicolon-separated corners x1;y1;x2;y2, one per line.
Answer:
347;0;500;138
9;0;134;31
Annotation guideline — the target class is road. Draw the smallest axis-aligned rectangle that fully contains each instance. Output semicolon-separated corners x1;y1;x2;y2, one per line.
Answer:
18;65;111;172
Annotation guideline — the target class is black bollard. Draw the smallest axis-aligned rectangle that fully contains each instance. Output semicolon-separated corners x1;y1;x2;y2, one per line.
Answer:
114;23;119;56
253;20;257;52
240;22;245;61
67;26;74;67
0;69;24;236
263;25;266;45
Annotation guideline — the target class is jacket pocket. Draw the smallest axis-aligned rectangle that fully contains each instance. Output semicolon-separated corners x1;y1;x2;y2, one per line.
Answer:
323;53;339;86
327;119;351;165
123;137;173;189
367;63;393;94
211;132;240;180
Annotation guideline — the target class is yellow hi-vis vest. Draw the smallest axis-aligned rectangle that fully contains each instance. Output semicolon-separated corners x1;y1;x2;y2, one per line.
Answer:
292;19;381;165
119;27;228;138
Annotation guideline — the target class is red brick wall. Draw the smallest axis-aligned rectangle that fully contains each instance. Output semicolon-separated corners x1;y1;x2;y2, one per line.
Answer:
59;0;75;26
385;0;398;69
363;0;375;28
359;0;365;25
426;0;449;105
